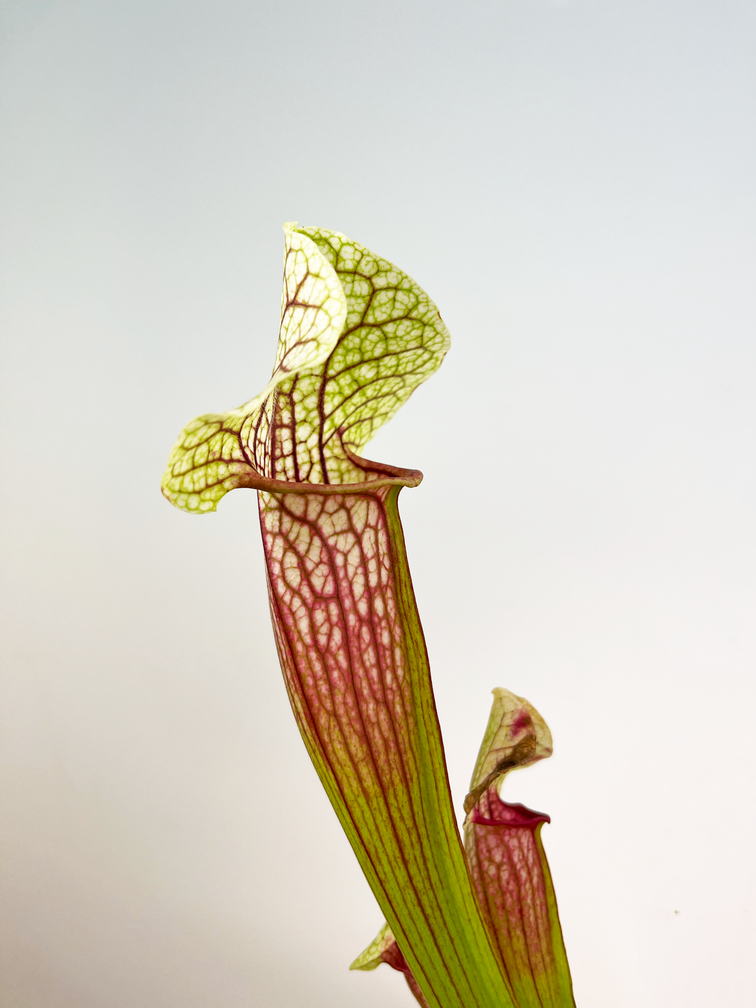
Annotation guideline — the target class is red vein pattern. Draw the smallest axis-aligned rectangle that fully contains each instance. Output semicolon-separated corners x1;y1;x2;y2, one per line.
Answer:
465;788;576;1008
258;457;513;1008
252;227;451;486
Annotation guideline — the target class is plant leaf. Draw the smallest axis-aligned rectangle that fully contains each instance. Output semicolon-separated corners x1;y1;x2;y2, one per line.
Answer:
351;922;432;1008
464;691;576;1008
162;226;512;1008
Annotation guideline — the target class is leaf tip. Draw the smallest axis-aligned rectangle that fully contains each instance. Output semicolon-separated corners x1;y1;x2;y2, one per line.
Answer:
349;923;394;972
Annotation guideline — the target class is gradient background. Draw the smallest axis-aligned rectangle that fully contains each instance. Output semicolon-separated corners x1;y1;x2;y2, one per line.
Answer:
1;2;755;1006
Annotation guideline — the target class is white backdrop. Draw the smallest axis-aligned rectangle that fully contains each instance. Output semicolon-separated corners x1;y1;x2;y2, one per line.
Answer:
1;2;755;1006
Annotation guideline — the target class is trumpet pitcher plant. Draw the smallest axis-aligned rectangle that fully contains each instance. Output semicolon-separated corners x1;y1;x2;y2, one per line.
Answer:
162;223;576;1008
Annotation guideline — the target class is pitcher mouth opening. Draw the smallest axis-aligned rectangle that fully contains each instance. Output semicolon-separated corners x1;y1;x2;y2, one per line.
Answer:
238;436;423;497
469;789;551;830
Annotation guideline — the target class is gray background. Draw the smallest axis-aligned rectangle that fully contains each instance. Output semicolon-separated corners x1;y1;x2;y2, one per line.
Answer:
1;1;754;1006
